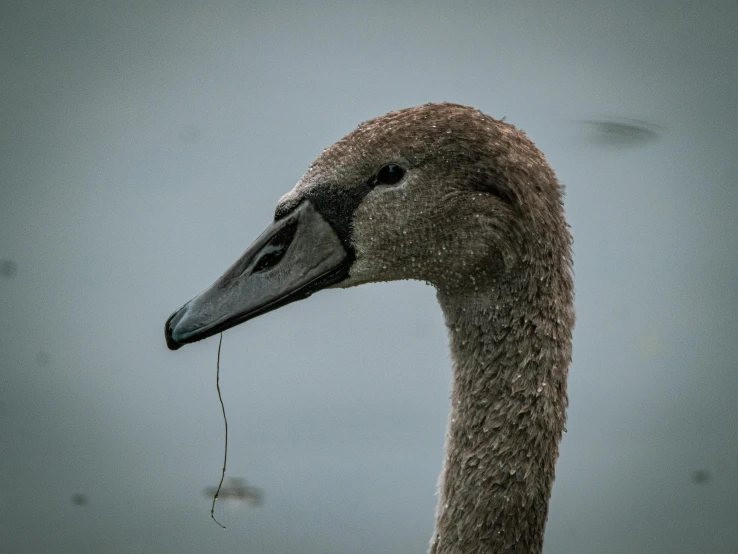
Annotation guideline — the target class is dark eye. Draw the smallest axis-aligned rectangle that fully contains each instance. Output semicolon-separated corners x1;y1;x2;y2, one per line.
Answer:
374;164;405;185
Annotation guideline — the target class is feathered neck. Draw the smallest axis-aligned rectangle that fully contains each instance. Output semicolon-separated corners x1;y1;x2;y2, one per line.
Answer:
430;253;573;554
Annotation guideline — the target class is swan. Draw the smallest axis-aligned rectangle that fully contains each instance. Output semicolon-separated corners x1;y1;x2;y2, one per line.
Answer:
165;102;574;554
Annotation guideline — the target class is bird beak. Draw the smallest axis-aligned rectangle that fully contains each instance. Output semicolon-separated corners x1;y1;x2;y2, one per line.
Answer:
165;200;349;350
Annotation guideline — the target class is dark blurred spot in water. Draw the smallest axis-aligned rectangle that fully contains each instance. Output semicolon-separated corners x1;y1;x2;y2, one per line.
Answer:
692;469;711;484
582;118;661;148
0;259;17;278
36;351;51;367
725;166;738;188
179;124;201;145
204;477;263;506
71;493;88;506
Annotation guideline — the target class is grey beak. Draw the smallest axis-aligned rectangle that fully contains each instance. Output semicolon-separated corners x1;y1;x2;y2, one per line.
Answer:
165;200;349;350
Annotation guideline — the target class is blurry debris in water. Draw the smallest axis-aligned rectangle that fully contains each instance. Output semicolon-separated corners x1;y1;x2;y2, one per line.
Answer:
179;124;202;145
691;469;711;485
0;259;17;278
36;351;51;367
205;478;263;506
638;333;663;356
582;118;661;147
71;493;88;506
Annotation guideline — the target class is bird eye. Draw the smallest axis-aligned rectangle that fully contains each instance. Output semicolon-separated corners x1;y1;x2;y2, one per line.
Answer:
374;164;405;185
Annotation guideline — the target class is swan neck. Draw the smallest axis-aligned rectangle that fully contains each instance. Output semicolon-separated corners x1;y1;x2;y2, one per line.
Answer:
430;274;572;554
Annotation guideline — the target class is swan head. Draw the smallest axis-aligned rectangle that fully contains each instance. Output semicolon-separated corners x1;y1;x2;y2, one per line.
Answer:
165;103;568;350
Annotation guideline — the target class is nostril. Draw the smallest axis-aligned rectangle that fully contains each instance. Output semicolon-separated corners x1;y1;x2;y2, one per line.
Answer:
252;220;298;274
253;243;289;273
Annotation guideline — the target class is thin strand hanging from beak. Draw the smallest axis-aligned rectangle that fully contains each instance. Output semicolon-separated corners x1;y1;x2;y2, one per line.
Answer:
210;332;228;529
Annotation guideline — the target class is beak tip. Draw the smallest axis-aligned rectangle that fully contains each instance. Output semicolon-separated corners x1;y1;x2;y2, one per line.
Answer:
165;310;185;351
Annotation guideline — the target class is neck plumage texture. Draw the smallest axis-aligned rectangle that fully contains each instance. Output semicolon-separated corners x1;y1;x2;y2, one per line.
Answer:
430;247;573;554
